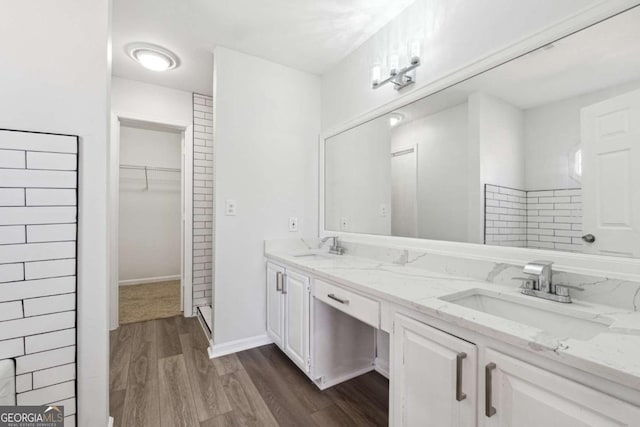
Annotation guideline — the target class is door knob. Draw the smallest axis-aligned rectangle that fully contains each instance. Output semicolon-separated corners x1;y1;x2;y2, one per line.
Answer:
582;234;596;243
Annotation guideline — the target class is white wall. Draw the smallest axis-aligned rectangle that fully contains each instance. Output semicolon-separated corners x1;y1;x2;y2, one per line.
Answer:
325;117;391;235
524;79;640;190
321;0;622;131
118;125;181;283
0;1;110;426
468;92;525;242
391;103;469;242
213;47;321;344
111;77;193;124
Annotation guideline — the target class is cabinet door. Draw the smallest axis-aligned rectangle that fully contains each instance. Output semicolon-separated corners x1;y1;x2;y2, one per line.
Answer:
483;349;640;427
392;314;477;427
283;270;310;373
266;262;285;348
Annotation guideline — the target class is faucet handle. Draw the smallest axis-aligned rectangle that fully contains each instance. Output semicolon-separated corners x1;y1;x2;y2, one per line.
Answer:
512;276;536;290
554;284;584;297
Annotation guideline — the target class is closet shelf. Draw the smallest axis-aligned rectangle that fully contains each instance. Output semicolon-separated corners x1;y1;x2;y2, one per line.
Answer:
119;164;180;191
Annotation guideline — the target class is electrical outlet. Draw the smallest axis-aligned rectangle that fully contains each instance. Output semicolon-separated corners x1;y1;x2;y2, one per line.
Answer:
289;217;298;232
340;217;349;231
225;199;237;216
380;204;388;217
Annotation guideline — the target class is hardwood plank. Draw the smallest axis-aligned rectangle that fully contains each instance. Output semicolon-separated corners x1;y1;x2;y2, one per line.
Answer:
212;353;243;377
180;331;232;421
219;369;278;427
200;410;253;427
109;388;126;427
236;346;316;426
157;316;183;359
121;320;160;427
174;314;192;335
310;403;358;427
158;355;199;427
325;373;389;427
258;345;333;413
109;322;137;391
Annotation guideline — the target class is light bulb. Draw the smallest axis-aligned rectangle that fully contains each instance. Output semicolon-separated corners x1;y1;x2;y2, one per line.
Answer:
410;40;421;65
388;53;399;76
371;65;382;87
136;50;172;72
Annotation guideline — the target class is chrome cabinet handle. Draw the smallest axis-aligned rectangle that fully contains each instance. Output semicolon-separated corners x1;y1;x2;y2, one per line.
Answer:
582;234;596;243
327;293;349;305
485;363;497;417
282;274;287;294
275;272;282;292
456;352;467;402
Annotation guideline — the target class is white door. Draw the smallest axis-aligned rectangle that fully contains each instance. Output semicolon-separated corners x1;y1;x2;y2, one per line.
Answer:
283;270;310;373
391;314;477;427
266;262;285;348
391;146;418;238
483;349;640;427
581;88;640;256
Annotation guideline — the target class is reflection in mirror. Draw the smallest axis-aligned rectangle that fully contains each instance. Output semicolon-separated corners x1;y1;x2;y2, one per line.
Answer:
324;6;640;257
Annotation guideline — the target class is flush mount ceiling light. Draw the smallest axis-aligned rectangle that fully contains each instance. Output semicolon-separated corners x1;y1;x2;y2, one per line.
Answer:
126;42;180;72
389;113;404;127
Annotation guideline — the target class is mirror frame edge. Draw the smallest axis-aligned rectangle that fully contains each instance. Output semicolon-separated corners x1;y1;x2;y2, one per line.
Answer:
319;0;640;282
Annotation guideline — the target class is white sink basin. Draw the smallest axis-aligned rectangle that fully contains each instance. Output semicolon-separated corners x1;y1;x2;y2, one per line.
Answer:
441;289;612;341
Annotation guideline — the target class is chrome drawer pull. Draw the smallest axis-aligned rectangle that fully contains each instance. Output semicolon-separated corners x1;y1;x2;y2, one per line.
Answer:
485;363;497;417
327;293;349;305
456;352;467;402
275;272;282;292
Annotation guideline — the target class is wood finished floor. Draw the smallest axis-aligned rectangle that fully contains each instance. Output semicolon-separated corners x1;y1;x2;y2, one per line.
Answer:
110;316;389;427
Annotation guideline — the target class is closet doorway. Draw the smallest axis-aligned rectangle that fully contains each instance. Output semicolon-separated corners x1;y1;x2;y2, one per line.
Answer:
109;116;193;329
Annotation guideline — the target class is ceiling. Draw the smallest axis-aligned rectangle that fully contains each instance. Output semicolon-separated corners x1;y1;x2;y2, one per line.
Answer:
112;0;416;95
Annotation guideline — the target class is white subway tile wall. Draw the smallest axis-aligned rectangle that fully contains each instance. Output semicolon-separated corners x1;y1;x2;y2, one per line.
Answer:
484;185;528;248
0;129;76;417
484;184;584;252
193;94;214;315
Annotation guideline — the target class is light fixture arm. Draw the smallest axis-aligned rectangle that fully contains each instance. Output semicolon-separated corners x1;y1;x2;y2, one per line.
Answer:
373;59;421;91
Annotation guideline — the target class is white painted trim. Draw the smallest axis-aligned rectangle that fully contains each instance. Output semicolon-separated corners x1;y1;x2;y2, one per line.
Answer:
109;111;194;330
374;356;390;379
182;126;194;316
108;416;114;427
315;366;376;391
207;334;273;359
319;1;640;283
118;275;181;286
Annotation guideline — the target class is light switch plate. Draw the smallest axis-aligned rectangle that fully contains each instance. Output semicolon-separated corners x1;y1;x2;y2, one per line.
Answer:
225;199;237;216
289;217;298;232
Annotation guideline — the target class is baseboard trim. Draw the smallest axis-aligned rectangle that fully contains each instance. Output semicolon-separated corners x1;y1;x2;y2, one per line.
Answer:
118;275;180;286
315;365;375;390
108;416;114;427
208;334;272;359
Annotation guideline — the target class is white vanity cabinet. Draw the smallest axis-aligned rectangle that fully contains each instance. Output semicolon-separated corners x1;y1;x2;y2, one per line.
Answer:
482;349;640;427
266;262;311;373
391;313;477;427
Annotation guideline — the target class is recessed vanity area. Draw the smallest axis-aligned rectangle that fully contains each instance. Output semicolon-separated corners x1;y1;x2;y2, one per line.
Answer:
266;6;640;427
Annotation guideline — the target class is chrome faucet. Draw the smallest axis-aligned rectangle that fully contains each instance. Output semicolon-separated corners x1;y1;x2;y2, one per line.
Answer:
515;261;582;303
320;236;344;255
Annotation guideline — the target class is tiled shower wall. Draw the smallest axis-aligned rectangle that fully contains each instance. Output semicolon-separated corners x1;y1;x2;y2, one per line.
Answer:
485;184;584;252
0;130;77;426
484;185;528;247
192;94;214;315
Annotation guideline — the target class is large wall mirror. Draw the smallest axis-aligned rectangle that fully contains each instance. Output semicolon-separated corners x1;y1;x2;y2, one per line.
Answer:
324;6;640;258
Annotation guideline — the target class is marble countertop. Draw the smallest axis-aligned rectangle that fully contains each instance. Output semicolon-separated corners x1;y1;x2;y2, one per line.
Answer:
265;242;640;392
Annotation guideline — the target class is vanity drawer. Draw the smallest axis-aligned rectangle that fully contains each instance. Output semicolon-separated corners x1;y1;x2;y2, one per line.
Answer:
315;279;380;328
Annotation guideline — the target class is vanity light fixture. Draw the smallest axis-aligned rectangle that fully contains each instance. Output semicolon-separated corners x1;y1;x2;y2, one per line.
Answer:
372;39;422;91
126;42;180;72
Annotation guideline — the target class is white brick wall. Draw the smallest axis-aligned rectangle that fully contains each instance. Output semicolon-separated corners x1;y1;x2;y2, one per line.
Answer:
0;129;76;415
484;183;583;252
192;94;214;315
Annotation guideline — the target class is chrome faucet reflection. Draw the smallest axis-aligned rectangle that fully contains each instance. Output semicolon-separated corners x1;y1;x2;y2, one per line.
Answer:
320;236;344;255
514;261;583;303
